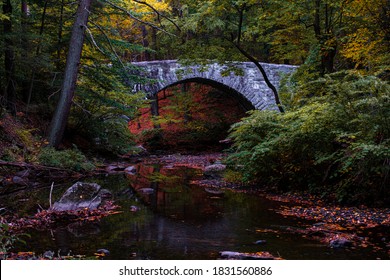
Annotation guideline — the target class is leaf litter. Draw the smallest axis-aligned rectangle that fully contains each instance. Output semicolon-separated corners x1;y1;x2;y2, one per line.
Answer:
264;193;390;255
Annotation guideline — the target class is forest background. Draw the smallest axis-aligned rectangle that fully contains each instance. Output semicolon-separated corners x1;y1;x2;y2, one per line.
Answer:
0;0;389;206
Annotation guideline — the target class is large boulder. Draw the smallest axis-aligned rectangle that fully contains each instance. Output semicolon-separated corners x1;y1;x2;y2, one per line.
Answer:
52;182;111;211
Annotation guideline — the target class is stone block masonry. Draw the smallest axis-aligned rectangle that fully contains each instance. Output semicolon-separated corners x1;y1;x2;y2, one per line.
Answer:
131;60;298;110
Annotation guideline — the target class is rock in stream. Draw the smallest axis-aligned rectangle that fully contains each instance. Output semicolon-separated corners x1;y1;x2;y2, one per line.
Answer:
52;182;111;211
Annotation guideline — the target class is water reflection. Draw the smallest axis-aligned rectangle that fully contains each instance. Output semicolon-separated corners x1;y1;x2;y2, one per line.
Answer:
8;163;390;260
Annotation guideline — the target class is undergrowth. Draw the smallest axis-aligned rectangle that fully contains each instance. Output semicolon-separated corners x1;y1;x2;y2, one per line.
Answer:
227;71;390;206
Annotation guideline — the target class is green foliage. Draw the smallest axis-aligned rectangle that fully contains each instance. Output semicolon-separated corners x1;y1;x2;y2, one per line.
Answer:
38;147;95;172
68;62;145;156
13;128;36;151
85;118;137;155
0;1;148;156
228;72;390;206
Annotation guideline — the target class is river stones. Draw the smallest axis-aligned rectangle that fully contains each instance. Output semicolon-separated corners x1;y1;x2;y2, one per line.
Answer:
52;182;111;211
95;249;110;259
105;164;137;175
138;188;154;194
105;164;126;173
43;251;55;259
96;249;110;256
130;205;140;212
205;163;226;173
124;166;137;175
329;237;353;248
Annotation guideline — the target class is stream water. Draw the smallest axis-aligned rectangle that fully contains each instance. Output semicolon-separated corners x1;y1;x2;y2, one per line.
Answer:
2;160;389;260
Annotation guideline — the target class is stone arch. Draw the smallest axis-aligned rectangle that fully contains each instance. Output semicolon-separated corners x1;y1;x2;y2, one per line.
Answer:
131;60;298;110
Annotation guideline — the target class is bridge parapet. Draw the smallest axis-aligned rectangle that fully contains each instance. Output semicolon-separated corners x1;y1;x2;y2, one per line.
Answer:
131;60;298;110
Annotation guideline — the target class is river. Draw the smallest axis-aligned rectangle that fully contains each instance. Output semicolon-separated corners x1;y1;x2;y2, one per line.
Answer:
2;155;389;260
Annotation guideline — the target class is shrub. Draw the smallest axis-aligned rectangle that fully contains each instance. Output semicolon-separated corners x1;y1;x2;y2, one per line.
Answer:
85;118;137;156
38;147;95;172
137;128;164;151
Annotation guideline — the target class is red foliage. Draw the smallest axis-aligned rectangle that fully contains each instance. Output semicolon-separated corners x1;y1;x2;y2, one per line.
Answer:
129;84;248;151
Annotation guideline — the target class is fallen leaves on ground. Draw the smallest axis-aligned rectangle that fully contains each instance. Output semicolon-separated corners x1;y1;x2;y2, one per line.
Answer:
277;206;390;228
273;203;389;253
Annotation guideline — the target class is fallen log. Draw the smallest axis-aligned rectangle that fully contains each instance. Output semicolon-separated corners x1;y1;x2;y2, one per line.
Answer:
0;160;72;172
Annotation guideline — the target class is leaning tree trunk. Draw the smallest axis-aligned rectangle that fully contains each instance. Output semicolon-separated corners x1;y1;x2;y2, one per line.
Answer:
48;0;92;148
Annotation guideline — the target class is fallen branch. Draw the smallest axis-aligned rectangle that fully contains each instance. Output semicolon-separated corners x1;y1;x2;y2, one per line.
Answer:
49;182;54;209
0;160;76;173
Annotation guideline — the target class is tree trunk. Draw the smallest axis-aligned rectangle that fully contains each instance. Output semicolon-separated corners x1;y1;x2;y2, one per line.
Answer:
321;36;337;74
141;25;150;61
21;1;30;102
150;94;160;128
2;0;16;114
151;28;157;60
48;0;92;148
26;1;48;109
313;0;336;75
314;0;321;38
57;0;65;65
181;83;192;123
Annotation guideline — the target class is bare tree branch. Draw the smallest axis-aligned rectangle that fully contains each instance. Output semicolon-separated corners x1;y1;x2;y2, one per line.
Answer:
89;20;126;70
231;41;285;113
85;25;105;54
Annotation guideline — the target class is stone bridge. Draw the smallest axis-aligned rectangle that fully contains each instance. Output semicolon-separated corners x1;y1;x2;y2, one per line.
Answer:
131;60;297;110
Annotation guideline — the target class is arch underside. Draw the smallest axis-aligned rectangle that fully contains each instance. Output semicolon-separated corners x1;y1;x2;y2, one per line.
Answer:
153;77;256;111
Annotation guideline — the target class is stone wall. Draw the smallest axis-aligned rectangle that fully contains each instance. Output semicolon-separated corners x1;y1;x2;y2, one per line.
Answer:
131;60;298;110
